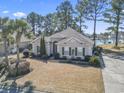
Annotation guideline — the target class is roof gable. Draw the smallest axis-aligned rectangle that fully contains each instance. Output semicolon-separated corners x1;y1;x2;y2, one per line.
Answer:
56;37;91;47
49;27;93;44
32;27;93;45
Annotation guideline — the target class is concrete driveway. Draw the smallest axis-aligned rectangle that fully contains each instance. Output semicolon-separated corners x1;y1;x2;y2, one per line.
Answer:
102;54;124;93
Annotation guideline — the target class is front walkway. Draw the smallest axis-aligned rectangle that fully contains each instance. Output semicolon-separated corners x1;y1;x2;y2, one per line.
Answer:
102;54;124;93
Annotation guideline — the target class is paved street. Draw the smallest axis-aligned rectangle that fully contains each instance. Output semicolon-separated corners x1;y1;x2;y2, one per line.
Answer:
102;54;124;93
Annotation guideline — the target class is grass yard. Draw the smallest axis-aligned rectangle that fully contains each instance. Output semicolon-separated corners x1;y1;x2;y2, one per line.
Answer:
5;58;104;93
99;44;124;50
99;44;124;55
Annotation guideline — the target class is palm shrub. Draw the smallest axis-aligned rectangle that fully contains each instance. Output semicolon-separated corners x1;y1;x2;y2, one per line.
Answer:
89;56;100;66
0;17;14;72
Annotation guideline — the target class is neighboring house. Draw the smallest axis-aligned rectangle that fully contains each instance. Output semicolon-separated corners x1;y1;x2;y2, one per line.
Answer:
0;33;32;55
109;31;124;44
0;35;31;55
32;27;93;59
9;33;32;53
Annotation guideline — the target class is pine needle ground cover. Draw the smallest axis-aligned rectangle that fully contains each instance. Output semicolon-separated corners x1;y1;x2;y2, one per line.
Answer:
13;59;104;93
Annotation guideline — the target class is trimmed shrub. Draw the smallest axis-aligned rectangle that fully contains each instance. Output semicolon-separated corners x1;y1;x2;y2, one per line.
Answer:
85;55;91;62
93;46;103;56
42;55;48;59
62;56;67;60
71;57;75;60
54;53;60;59
89;56;100;66
9;58;17;64
76;57;82;61
0;61;6;70
17;62;30;75
8;61;30;77
49;54;53;57
30;52;36;58
23;49;30;58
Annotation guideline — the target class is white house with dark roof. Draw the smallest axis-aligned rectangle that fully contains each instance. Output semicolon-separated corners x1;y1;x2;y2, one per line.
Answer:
32;27;93;59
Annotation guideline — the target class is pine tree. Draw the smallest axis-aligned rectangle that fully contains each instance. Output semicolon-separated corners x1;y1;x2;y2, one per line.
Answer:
56;0;74;30
40;36;46;56
87;0;108;47
104;0;124;47
75;0;88;34
27;12;43;35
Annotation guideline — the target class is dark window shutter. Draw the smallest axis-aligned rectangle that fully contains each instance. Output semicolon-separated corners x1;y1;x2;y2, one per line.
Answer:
69;47;71;56
83;48;85;56
62;47;64;55
75;47;77;56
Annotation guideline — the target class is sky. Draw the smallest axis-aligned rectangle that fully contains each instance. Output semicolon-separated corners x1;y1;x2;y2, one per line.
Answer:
0;0;109;34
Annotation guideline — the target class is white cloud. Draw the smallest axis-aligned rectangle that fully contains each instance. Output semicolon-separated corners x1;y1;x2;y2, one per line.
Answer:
13;12;26;17
2;10;9;14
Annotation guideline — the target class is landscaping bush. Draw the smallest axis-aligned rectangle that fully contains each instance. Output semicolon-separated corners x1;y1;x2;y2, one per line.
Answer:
62;56;67;60
94;51;100;56
9;58;17;64
85;55;91;62
23;49;30;58
30;52;36;58
112;46;120;50
76;57;82;61
89;56;100;66
93;46;102;56
8;61;30;77
59;60;72;63
0;61;6;70
41;54;47;58
54;53;60;59
71;57;75;60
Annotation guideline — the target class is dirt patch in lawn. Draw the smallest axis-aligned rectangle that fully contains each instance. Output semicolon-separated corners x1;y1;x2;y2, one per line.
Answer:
12;59;104;93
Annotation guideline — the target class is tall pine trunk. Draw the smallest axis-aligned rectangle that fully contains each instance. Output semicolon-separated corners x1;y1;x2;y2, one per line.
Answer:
115;10;120;47
93;15;97;47
79;17;82;33
32;24;35;35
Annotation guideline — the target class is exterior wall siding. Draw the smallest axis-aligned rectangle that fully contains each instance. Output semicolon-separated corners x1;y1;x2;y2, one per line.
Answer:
57;45;92;59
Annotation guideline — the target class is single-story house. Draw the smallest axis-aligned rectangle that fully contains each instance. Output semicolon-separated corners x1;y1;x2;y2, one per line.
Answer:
9;33;32;53
0;34;32;55
32;27;93;59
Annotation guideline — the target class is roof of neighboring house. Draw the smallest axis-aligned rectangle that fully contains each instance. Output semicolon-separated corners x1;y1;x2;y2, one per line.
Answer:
32;27;93;45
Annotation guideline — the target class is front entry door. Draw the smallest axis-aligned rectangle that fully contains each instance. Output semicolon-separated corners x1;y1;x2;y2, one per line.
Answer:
53;41;57;55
